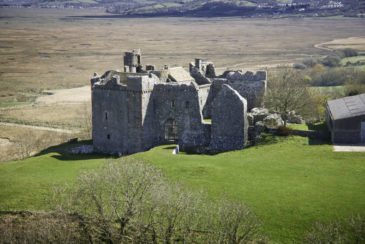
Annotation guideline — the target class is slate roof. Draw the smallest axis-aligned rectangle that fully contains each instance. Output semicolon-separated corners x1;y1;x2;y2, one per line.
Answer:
327;93;365;120
168;67;194;82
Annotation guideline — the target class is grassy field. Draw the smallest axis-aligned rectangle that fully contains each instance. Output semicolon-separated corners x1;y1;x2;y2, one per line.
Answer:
0;136;364;243
341;55;365;64
318;37;365;52
310;86;346;97
287;123;309;130
0;125;75;162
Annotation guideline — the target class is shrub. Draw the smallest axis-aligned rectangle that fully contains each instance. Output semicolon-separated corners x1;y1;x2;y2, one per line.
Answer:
345;83;365;96
321;55;341;67
310;67;352;86
303;58;319;68
344;69;365;96
276;126;292;136
293;63;307;69
0;212;89;243
304;215;365;244
340;48;358;58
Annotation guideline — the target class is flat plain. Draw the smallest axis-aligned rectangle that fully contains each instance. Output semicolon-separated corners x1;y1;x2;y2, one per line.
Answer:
0;9;364;132
1;8;365;98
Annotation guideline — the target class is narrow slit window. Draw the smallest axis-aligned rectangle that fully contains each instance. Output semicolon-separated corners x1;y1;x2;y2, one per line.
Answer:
107;134;111;140
185;101;189;109
105;111;108;120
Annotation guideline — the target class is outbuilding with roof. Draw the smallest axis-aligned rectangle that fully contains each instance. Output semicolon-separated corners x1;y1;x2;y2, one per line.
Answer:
326;93;365;144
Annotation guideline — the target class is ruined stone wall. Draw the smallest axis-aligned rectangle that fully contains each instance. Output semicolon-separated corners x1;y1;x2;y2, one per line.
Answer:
92;51;267;155
203;71;267;117
202;78;226;118
210;84;248;153
197;84;210;115
229;79;266;111
147;82;210;151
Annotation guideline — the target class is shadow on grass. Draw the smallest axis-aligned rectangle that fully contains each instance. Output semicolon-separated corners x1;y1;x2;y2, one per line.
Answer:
308;137;331;146
34;140;112;161
255;134;281;146
162;146;176;150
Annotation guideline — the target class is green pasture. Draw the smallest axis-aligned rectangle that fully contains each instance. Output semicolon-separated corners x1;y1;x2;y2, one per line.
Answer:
0;136;364;243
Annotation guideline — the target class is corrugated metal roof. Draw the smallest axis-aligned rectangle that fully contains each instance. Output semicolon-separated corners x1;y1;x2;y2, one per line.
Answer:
327;93;365;120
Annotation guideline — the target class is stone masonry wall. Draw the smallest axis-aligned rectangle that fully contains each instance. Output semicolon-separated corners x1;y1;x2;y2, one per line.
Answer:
210;84;248;153
92;77;129;154
203;71;266;118
147;82;210;151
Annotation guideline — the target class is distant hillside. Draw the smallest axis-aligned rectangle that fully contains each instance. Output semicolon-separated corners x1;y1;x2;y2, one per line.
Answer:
0;0;361;17
103;0;360;17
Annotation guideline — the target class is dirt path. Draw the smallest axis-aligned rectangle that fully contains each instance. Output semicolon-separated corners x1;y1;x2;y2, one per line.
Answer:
36;86;91;104
315;37;365;52
0;122;78;134
314;43;333;52
333;145;365;152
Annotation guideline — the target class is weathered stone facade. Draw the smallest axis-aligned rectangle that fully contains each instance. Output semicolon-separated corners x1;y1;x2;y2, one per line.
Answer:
203;70;267;117
210;84;248;153
91;50;267;155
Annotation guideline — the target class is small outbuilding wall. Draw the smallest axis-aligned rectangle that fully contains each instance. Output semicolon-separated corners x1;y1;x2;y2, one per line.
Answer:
326;93;365;145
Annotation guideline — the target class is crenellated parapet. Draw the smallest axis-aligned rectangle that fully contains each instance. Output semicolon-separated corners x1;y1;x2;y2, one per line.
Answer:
221;70;267;82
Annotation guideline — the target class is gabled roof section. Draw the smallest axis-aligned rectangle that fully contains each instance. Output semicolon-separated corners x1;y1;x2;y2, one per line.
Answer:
327;93;365;120
168;67;194;83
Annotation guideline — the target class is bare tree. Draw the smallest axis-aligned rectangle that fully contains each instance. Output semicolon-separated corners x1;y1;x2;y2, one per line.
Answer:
54;159;261;243
304;215;364;244
265;68;311;126
0;211;89;243
215;200;260;244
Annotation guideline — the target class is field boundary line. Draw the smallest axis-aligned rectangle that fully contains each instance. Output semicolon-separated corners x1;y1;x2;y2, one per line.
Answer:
0;122;78;134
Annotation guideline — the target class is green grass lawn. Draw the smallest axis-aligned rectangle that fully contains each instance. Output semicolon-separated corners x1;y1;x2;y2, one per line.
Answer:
0;136;364;243
0;152;106;210
287;123;309;131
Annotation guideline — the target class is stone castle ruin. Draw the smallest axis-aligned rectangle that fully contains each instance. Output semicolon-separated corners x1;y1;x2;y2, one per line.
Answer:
91;50;267;155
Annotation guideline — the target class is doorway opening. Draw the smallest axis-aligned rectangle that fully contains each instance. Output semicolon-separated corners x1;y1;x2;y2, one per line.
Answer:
164;118;178;142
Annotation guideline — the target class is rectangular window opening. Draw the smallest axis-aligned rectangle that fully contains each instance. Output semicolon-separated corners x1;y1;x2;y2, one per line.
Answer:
185;101;189;109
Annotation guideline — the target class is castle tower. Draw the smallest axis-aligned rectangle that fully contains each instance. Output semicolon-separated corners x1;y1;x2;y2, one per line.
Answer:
124;49;142;73
126;74;157;153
